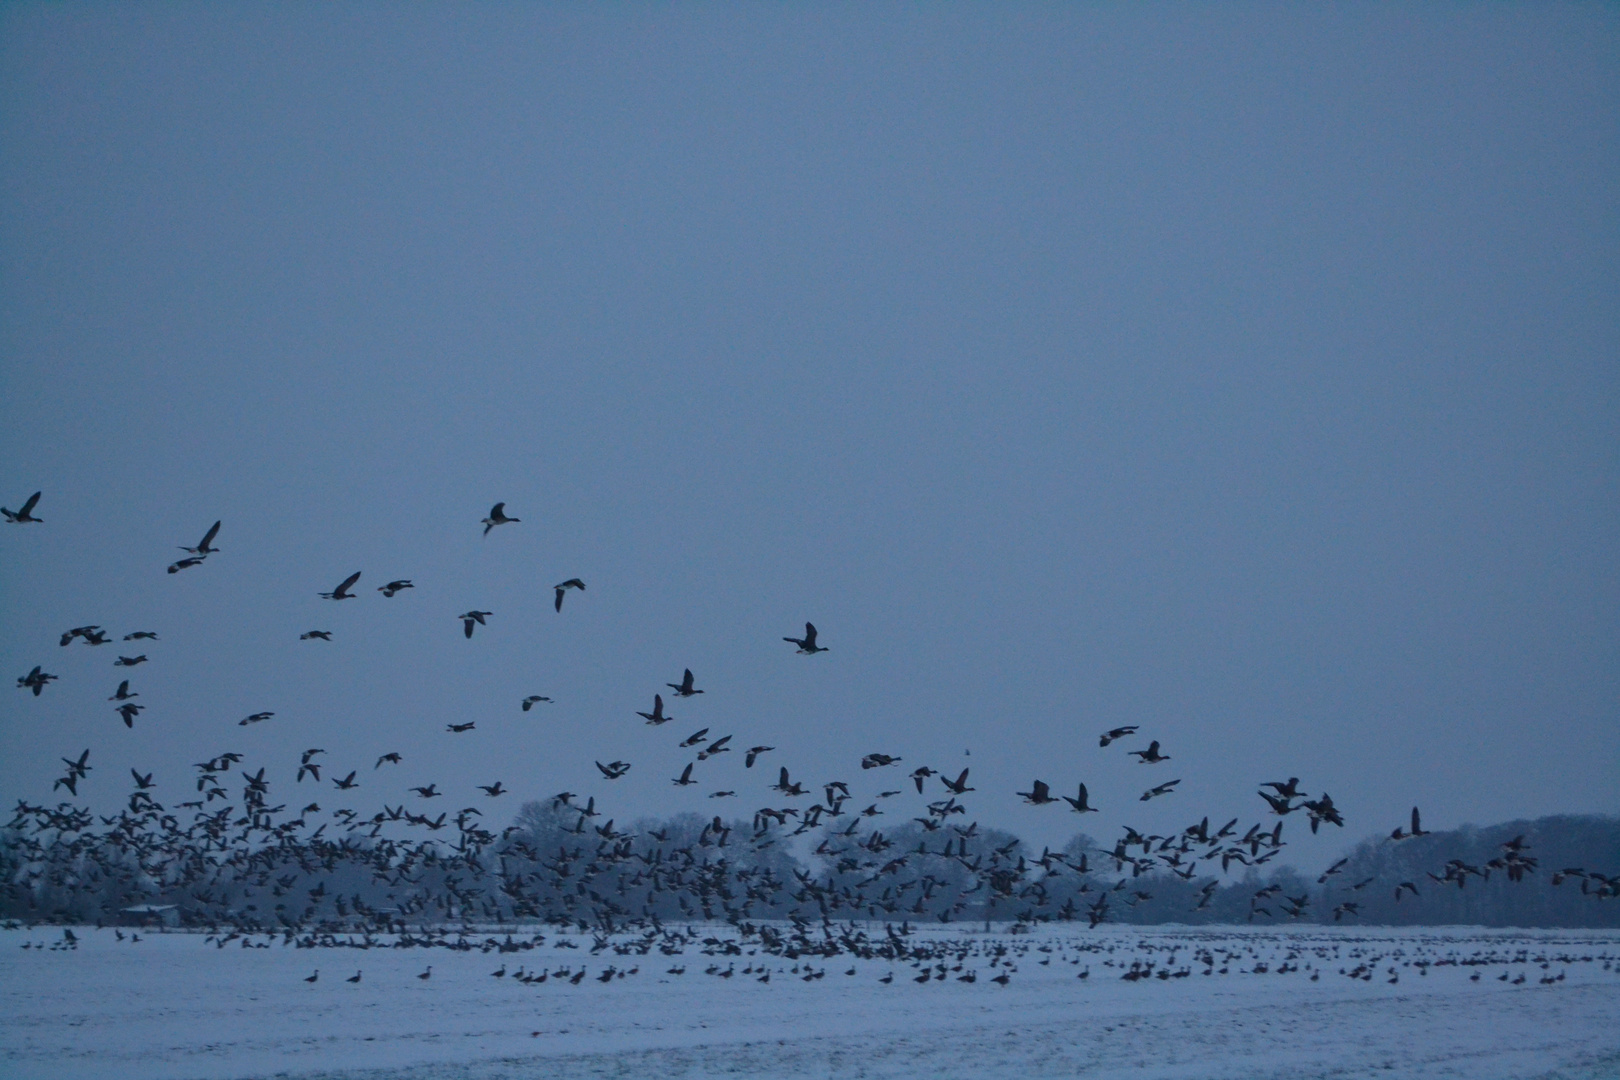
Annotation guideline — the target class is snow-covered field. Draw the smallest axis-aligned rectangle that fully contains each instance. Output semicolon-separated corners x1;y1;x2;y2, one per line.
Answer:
3;923;1618;1080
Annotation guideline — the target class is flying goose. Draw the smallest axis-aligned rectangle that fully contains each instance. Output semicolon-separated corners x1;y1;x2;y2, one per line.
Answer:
319;572;361;600
783;622;827;654
482;503;518;535
459;611;491;638
378;579;413;597
666;669;703;697
553;579;585;612
1;491;42;523
636;694;672;725
179;520;221;555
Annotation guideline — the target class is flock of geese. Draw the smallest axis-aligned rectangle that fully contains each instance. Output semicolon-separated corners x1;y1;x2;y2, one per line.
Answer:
5;489;1613;987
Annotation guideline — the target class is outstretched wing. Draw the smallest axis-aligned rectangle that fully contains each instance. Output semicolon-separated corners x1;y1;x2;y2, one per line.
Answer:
20;491;41;514
200;520;221;548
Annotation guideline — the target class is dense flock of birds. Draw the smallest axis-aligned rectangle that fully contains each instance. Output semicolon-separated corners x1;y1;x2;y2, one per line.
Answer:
5;490;1616;989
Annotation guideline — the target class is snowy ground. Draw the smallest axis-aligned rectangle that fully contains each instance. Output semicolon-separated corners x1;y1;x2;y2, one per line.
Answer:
3;923;1618;1080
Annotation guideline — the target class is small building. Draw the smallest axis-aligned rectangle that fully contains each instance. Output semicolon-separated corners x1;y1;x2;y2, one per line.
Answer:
119;904;179;928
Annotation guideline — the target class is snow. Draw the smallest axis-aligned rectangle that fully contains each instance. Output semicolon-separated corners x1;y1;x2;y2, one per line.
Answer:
3;923;1618;1080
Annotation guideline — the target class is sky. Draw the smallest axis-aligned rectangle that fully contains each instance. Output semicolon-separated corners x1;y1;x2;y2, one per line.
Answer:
1;4;1615;871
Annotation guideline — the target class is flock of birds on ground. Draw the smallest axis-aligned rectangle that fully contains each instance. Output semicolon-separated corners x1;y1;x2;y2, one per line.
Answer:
4;489;1616;989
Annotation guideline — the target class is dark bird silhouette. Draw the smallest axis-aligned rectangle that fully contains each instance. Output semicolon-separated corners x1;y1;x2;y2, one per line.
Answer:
115;655;148;666
168;556;207;574
346;971;362;983
61;625;100;646
553;579;585;612
374;753;401;769
447;722;476;733
1141;779;1181;801
411;784;440;799
941;768;974;795
333;772;358;790
179;521;221;555
482;503;518;535
783;622;827;654
1129;740;1170;764
378;580;414;597
305;970;319;984
1063;783;1098;813
300;631;332;641
637;695;672;725
17;666;58;695
744;745;773;768
123;631;158;641
479;782;507;797
116;702;144;728
2;491;42;523
667;669;703;697
1390;806;1428;841
696;734;731;760
680;728;710;748
1018;779;1057;805
672;763;697;786
595;761;631;780
861;753;901;770
459;611;491;638
239;712;274;726
521;695;552;711
320;572;362;600
772;768;806;796
1098;726;1138;748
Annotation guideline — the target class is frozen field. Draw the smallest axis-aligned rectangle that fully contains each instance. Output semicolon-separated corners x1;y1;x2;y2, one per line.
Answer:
3;923;1618;1080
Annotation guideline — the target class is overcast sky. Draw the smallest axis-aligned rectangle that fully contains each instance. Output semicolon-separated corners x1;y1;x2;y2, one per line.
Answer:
2;5;1615;869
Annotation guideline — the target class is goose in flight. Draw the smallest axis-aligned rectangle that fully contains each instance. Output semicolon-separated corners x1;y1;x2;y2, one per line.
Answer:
910;766;936;792
941;769;974;795
696;734;731;759
411;784;440;798
636;694;672;725
595;760;631;779
478;781;507;797
179;520;221;555
239;712;274;726
1140;779;1181;801
124;631;158;641
1063;783;1098;813
109;680;137;701
459;611;491;638
482;503;519;535
667;669;703;697
60;625;100;646
783;622;827;654
300;631;332;641
375;753;401;769
1129;740;1170;764
679;728;710;748
744;745;773;768
333;772;358;790
378;580;413;597
771;767;806;796
521;695;552;711
672;763;697;786
2;491;42;523
130;769;155;789
116;702;144;727
320;572;362;600
1390;806;1428;841
553;579;585;612
114;654;147;666
447;722;476;732
861;753;901;770
1018;779;1057;805
168;556;207;574
1098;726;1138;748
17;666;58;695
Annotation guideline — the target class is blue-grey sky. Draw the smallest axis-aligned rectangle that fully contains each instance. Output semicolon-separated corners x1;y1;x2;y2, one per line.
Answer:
2;5;1616;869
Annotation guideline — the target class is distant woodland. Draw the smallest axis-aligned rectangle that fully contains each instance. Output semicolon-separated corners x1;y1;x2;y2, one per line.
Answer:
3;789;1614;930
